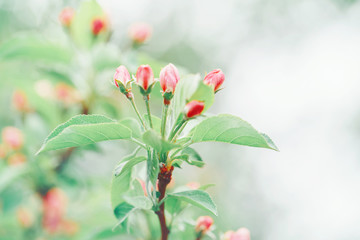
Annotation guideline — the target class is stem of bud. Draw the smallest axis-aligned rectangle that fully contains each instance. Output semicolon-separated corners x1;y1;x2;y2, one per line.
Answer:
144;95;153;128
161;104;169;138
129;98;146;129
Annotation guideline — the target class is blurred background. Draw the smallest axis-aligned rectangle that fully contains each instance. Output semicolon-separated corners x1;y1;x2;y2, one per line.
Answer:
1;0;360;239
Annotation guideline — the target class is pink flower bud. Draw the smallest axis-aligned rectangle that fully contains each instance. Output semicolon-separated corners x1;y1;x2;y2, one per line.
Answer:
223;228;251;240
42;188;67;234
55;83;81;105
92;18;106;35
160;63;180;94
195;216;213;233
129;22;152;44
136;65;155;92
184;100;205;118
17;207;34;228
114;65;131;88
8;153;26;166
13;90;31;112
2;127;24;150
59;7;75;27
204;69;225;91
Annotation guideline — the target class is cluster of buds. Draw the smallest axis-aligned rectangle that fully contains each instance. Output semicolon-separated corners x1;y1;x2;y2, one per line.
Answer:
222;228;251;240
129;22;152;44
195;216;214;238
158;163;174;183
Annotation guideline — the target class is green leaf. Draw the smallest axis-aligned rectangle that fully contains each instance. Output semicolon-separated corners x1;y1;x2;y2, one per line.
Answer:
188;82;214;113
113;202;134;229
110;169;132;210
37;115;136;154
198;184;216;191
123;196;152;210
144;114;161;134
142;130;179;153
147;150;159;187
119;118;142;139
188;114;278;151
167;190;217;216
70;0;109;48
181;147;205;167
114;156;146;177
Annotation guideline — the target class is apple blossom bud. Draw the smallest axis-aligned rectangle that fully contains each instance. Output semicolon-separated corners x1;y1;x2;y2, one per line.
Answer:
129;22;152;44
204;69;225;92
2;127;24;150
55;83;81;105
160;63;180;104
59;7;75;27
222;228;251;240
12;90;31;112
114;65;133;98
136;65;155;94
7;153;26;166
17;207;34;228
42;188;67;233
195;216;213;233
184;100;205;119
92;18;105;35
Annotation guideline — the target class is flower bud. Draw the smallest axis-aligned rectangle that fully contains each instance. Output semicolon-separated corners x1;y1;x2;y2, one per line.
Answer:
59;7;75;27
184;100;205;119
42;188;68;233
160;63;180;104
222;228;251;240
136;65;155;94
55;83;81;105
2;127;24;150
129;22;152;44
8;153;26;166
114;65;133;98
204;69;225;92
13;90;31;112
17;207;34;228
195;216;213;233
92;18;106;35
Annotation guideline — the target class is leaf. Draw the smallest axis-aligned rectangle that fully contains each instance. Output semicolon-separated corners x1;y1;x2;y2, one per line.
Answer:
147;150;159;187
37;115;135;154
113;202;134;229
142;129;179;153
119;118;142;139
114;156;146;177
144;114;161;134
167;190;217;215
198;184;216;191
123;196;152;210
181;147;205;167
188;82;214;113
110;169;132;210
0;35;72;63
188;114;278;151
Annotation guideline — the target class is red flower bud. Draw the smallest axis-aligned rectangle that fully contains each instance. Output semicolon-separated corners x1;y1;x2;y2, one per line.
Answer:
129;22;152;44
160;63;180;94
59;7;75;27
92;18;106;35
136;65;155;92
42;188;67;233
2;127;24;150
114;65;131;88
204;69;225;91
184;100;205;118
195;216;213;233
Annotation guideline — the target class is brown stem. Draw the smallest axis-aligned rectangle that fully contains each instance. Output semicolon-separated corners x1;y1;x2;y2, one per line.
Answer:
156;165;174;240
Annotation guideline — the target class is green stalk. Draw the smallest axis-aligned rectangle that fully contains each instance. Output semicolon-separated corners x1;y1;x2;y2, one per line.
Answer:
129;97;146;129
144;95;153;128
168;119;186;142
170;121;188;142
161;104;169;138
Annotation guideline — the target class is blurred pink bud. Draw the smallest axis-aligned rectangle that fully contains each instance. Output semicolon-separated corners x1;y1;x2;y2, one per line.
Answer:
186;182;200;190
160;63;180;94
7;153;26;166
204;69;225;92
114;65;131;88
195;216;213;233
17;207;34;228
13;90;31;112
184;100;205;118
129;23;152;44
42;188;68;234
92;18;106;35
2;127;24;150
59;7;75;27
136;65;155;91
55;83;81;105
223;228;251;240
